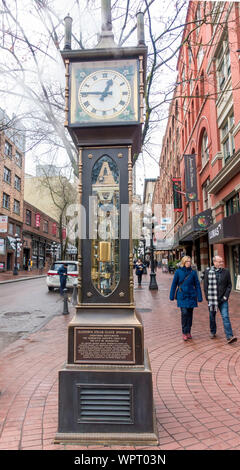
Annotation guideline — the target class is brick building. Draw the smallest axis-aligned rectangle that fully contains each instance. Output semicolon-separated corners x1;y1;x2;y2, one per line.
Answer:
0;109;25;270
156;1;240;287
22;201;60;270
0;109;61;272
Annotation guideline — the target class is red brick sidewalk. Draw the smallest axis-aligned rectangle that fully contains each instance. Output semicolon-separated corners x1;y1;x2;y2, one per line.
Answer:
0;270;240;450
0;268;47;283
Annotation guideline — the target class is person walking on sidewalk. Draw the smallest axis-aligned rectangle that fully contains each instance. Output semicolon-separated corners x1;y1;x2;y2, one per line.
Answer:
203;256;237;344
135;258;144;287
58;263;68;296
169;256;203;341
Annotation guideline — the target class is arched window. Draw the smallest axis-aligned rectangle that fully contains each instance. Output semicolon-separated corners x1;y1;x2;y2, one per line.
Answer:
201;130;209;166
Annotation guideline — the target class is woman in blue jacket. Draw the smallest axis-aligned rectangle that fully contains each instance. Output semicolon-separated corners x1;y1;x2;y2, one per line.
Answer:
170;256;203;341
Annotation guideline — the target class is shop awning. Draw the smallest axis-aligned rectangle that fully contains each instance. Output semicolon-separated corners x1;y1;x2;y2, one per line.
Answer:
208;211;240;245
179;209;213;242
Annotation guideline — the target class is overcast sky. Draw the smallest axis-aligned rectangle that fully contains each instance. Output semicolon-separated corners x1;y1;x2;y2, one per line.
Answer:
0;0;189;196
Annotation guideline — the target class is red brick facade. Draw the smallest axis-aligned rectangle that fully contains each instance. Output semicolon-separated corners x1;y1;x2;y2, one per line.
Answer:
155;1;240;287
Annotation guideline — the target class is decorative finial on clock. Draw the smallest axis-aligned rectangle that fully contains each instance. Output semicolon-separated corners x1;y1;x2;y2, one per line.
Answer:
96;0;117;48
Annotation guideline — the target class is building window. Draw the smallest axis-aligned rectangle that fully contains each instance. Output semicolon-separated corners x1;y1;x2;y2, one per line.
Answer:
3;166;11;184
3;193;10;210
226;193;240;216
216;39;231;92
43;220;48;233
195;3;201;37
202;178;210;210
26;209;32;225
4;141;12;158
14;199;20;215
14;175;21;191
197;44;204;70
15;151;22;168
201;130;209;166
8;222;14;234
16;225;21;236
221;112;235;162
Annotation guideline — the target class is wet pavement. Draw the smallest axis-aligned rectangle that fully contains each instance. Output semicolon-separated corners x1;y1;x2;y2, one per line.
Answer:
0;278;64;353
0;270;240;451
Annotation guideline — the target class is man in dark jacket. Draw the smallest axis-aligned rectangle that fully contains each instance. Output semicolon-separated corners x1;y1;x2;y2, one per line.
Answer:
58;263;68;296
203;256;237;343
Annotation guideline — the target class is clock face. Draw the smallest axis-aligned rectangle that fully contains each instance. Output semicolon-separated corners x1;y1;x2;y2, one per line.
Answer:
78;70;131;120
70;59;139;125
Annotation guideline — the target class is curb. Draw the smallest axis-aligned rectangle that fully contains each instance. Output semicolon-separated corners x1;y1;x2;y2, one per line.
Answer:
0;275;47;285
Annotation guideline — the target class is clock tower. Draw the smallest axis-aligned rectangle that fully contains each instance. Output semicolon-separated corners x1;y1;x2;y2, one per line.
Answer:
55;1;158;446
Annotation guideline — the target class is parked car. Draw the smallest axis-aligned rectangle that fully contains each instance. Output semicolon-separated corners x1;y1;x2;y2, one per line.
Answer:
46;260;78;291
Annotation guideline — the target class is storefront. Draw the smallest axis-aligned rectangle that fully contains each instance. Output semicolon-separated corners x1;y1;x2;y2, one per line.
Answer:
179;209;213;273
208;211;240;290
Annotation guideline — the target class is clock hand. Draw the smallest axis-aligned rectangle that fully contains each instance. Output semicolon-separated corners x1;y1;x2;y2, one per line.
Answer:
100;79;113;101
80;91;112;96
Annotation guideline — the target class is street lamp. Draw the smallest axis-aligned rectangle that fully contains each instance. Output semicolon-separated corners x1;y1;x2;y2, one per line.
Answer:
149;215;158;290
51;241;58;262
143;213;159;290
13;233;22;276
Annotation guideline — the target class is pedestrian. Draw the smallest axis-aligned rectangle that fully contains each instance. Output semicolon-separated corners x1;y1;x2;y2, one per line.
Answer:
169;255;203;341
58;263;68;296
203;255;237;344
135;258;144;287
28;259;31;272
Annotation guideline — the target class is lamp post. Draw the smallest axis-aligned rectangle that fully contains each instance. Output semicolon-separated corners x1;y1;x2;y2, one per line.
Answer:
13;233;22;275
51;241;58;262
149;217;158;290
143;212;159;290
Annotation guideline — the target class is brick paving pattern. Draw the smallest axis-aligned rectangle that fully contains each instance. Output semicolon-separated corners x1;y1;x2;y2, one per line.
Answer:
0;270;240;450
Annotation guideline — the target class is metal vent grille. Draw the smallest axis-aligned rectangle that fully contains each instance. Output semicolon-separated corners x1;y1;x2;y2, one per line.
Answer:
77;384;133;424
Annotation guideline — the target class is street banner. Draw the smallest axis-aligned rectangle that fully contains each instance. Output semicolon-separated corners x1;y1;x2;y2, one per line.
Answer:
172;178;182;212
184;154;198;202
35;213;41;227
52;222;57;235
0;215;8;233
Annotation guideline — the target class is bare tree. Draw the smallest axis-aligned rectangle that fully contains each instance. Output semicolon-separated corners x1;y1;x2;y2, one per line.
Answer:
0;0;237;187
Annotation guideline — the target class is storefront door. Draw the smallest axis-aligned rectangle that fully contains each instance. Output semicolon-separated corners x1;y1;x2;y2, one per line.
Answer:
232;245;240;289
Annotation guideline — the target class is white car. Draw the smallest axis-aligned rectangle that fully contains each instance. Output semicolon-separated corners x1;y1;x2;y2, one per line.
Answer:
46;260;78;291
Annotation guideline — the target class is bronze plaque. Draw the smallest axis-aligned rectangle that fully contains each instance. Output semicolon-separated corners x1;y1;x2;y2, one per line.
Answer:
74;327;135;364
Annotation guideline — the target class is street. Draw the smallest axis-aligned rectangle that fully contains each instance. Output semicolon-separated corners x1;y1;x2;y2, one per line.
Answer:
0;270;240;451
0;278;66;353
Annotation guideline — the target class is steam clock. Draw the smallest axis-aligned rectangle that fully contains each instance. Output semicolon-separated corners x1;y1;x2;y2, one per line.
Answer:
55;2;158;446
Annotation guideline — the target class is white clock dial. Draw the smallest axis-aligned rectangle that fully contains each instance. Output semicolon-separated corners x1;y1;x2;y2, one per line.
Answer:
78;69;131;119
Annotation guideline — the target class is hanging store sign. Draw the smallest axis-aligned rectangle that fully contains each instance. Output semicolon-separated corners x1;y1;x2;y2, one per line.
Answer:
0;215;8;233
172;178;183;212
184;154;198;202
35;213;41;227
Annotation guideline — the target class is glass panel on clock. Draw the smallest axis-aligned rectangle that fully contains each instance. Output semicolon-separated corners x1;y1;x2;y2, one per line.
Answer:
91;155;120;296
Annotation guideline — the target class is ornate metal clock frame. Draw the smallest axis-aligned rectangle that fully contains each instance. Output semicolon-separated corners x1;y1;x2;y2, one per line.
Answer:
55;4;158;446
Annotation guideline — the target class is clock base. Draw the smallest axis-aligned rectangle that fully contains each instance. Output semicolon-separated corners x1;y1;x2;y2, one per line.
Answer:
55;349;158;446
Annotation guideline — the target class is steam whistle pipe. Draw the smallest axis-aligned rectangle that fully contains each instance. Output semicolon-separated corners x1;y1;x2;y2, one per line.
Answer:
101;0;112;32
64;14;72;50
137;11;145;45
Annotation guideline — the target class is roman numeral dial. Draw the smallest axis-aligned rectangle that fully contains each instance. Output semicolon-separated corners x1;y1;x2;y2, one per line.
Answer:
78;69;131;120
